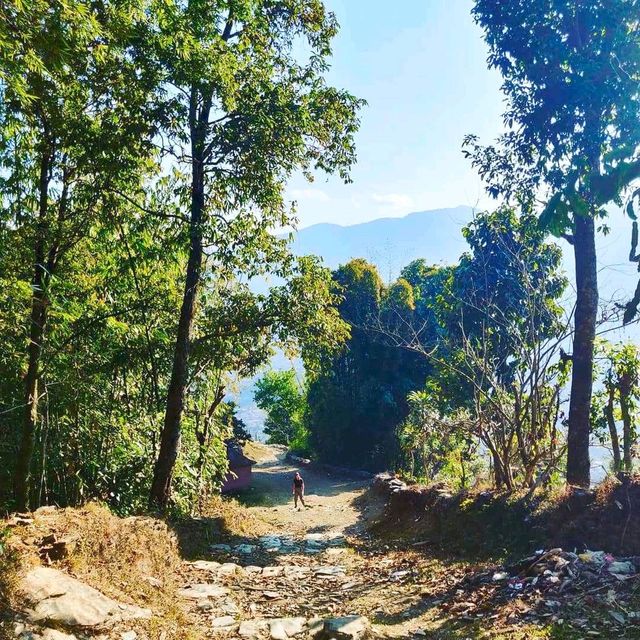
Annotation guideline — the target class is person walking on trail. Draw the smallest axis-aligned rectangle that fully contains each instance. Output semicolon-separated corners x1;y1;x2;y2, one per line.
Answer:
292;471;306;510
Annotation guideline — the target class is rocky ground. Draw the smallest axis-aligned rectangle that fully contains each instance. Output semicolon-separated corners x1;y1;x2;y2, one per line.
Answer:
6;446;640;639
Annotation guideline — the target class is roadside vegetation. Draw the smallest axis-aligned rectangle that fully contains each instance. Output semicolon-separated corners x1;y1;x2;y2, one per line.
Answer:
3;1;640;638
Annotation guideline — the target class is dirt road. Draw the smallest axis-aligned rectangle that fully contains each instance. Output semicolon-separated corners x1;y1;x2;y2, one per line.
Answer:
242;443;371;538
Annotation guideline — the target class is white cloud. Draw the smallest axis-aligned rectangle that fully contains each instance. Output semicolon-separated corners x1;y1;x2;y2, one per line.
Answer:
290;188;330;202
372;193;413;212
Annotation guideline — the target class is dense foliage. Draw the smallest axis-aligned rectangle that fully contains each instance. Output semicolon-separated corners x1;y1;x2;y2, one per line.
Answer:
0;0;360;515
467;0;640;488
305;259;428;471
254;369;309;453
592;341;640;474
398;209;571;489
2;0;640;518
305;208;574;488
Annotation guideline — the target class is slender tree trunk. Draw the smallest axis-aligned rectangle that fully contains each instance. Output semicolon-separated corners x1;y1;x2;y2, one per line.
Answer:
605;384;622;472
14;143;52;511
492;449;506;490
566;214;598;488
149;87;210;511
618;372;633;473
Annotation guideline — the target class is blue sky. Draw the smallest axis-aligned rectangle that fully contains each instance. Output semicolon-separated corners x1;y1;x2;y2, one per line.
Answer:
287;0;505;228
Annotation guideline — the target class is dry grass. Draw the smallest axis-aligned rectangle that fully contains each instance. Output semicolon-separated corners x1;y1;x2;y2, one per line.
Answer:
2;503;203;640
243;440;283;464
0;525;21;620
200;494;270;538
1;487;277;637
172;494;271;559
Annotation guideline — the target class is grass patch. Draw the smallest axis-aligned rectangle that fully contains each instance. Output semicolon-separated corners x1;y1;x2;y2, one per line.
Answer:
232;485;278;508
170;494;271;559
366;486;547;562
0;525;21;620
2;503;202;640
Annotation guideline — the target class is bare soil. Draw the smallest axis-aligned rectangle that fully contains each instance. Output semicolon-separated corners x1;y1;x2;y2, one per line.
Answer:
238;443;373;538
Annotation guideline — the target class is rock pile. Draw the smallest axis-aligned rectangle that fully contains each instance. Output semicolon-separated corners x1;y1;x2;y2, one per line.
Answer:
436;547;640;631
209;533;348;559
495;547;638;594
221;615;371;639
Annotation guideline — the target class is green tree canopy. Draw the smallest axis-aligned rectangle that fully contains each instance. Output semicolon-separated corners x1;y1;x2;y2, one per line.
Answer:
465;0;640;487
254;369;307;449
146;0;364;510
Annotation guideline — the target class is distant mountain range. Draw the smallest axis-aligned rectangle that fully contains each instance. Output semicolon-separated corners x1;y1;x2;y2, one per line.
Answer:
287;205;474;278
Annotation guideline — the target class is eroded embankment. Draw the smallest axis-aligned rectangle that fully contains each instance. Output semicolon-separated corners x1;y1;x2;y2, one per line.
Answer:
368;472;640;558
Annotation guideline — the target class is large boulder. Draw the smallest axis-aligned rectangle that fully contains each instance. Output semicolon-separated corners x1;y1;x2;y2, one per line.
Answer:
20;567;151;628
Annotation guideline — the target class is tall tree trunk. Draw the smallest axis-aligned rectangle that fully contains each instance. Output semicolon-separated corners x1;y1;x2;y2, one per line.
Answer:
14;143;52;511
149;87;210;511
618;372;633;473
566;214;598;488
605;384;622;473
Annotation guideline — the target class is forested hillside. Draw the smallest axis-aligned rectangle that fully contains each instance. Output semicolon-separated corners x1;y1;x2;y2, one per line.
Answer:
0;0;362;515
4;1;640;639
287;205;473;277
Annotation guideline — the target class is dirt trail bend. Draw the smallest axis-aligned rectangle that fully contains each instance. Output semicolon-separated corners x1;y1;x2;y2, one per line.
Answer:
242;443;370;538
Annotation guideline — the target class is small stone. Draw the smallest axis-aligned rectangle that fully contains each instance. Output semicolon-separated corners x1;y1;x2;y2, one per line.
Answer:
211;615;236;629
8;516;34;527
313;616;371;640
210;544;233;553
177;584;230;599
260;536;282;550
325;548;347;556
239;620;268;638
221;600;240;615
314;566;346;577
284;566;310;577
306;541;324;550
218;562;242;576
327;536;346;547
144;576;162;588
304;534;324;542
235;544;257;555
189;560;221;572
34;505;57;515
269;617;307;639
262;566;284;578
244;566;264;575
390;570;409;580
121;632;137;640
